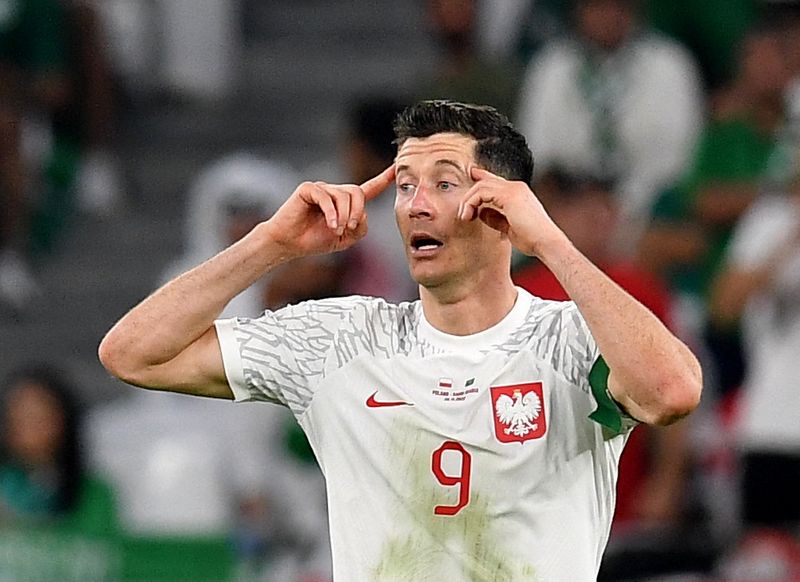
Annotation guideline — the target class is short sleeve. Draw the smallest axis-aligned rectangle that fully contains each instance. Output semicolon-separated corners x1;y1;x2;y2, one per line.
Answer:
545;301;637;434
215;298;358;414
545;301;601;391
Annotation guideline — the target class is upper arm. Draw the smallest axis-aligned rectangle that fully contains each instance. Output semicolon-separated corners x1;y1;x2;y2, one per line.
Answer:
104;326;234;400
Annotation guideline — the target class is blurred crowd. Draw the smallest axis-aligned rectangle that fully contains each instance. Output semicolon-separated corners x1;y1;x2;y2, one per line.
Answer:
1;0;799;580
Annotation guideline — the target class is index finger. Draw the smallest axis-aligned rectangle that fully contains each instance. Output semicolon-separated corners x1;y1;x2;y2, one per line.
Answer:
360;164;396;201
470;166;501;181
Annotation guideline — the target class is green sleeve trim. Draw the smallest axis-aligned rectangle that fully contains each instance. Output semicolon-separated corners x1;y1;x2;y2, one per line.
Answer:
588;355;625;434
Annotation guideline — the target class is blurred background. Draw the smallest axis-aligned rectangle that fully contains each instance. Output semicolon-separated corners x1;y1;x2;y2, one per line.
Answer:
1;0;799;580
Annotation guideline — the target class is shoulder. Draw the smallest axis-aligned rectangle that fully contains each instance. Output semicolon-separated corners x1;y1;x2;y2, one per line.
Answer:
634;31;697;67
506;292;599;385
525;38;583;77
266;295;422;350
281;295;418;325
515;291;590;344
529;294;598;354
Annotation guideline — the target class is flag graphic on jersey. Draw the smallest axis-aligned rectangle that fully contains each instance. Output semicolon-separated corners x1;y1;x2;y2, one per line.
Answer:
491;382;546;443
438;378;453;389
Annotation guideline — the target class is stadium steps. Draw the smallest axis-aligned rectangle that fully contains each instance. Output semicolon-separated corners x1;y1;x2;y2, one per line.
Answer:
0;0;434;401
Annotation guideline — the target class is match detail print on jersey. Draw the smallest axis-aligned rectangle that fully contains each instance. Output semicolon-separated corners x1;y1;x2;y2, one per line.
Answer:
491;382;547;443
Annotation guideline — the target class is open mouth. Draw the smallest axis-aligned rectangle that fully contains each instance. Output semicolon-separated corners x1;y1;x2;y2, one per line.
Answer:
410;234;444;252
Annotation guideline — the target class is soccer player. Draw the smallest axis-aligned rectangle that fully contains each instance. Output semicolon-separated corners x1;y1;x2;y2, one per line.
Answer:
99;100;702;580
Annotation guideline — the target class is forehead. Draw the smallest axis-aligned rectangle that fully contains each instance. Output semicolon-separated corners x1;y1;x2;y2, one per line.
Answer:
395;133;476;169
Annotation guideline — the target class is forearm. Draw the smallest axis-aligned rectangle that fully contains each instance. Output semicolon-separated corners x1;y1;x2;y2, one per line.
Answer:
99;222;290;375
649;422;690;486
710;231;800;327
539;237;702;425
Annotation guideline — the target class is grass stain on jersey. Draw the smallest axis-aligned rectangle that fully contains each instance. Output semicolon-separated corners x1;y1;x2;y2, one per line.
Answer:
375;421;538;581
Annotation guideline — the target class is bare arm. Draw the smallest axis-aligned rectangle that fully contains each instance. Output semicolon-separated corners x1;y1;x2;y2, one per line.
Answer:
709;213;800;328
98;225;289;398
461;168;702;426
99;166;396;397
635;422;691;523
535;237;701;425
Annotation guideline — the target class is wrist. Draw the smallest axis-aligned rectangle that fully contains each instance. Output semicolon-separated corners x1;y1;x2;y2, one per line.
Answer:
531;231;577;266
246;222;298;266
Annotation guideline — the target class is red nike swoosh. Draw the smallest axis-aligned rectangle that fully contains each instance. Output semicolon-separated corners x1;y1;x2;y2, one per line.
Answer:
366;391;414;408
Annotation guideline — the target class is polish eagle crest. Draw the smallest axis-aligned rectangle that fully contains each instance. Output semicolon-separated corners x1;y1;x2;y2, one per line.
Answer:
495;388;541;437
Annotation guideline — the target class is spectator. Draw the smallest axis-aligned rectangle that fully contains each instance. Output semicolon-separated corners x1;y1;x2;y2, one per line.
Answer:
782;7;800;120
0;0;123;313
85;389;293;539
708;169;800;581
55;0;124;220
306;96;418;303
516;0;703;253
93;153;332;581
414;0;523;117
513;171;699;579
0;364;118;534
641;25;792;396
646;0;760;91
0;0;70;311
474;0;536;63
768;2;800;160
161;153;300;318
340;96;417;302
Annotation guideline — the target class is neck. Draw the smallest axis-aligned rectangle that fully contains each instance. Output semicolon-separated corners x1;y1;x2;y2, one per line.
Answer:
419;273;518;336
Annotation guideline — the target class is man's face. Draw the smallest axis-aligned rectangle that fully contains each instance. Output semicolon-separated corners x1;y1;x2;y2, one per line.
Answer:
5;382;65;465
576;0;635;51
394;133;505;289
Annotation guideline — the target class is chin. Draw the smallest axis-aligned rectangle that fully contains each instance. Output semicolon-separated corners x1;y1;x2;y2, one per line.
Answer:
410;267;443;289
410;264;458;291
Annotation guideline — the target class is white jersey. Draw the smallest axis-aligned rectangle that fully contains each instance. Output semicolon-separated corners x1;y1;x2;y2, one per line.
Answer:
215;288;634;581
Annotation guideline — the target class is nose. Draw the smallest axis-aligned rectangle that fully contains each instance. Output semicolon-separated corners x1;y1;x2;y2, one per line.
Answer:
409;182;434;219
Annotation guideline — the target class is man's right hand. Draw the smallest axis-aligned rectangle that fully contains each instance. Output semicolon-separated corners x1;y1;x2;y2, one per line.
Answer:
99;164;396;399
265;165;396;258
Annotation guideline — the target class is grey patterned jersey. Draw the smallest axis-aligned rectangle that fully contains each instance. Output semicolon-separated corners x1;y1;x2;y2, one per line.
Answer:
215;288;632;581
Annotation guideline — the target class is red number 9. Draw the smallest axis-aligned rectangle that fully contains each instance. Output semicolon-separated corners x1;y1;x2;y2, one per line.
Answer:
431;440;472;516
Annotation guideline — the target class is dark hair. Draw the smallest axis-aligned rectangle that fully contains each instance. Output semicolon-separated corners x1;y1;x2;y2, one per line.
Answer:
1;365;83;514
349;96;407;165
393;100;534;185
539;166;616;197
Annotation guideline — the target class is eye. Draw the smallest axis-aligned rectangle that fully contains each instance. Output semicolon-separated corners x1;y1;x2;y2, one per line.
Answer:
438;181;455;191
397;183;416;194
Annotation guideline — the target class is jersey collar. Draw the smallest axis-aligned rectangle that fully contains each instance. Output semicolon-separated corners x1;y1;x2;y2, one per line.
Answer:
417;287;533;352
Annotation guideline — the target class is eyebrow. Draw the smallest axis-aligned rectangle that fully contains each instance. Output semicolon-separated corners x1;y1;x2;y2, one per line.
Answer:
435;159;466;173
395;159;467;175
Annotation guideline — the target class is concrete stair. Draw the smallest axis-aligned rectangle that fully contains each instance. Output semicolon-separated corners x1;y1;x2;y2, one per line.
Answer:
0;0;435;403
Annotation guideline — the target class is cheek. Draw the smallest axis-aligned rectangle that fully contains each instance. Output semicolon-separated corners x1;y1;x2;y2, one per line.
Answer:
8;413;63;457
394;203;407;234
